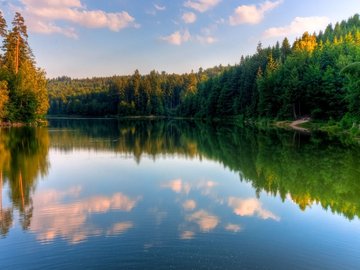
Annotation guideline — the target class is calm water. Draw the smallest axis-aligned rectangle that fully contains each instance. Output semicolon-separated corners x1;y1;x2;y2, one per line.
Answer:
1;119;360;269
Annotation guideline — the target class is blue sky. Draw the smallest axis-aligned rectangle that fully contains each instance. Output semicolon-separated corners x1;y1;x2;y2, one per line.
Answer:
1;0;359;78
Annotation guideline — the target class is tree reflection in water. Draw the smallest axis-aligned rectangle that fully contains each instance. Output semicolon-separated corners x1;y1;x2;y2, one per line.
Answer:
1;118;360;238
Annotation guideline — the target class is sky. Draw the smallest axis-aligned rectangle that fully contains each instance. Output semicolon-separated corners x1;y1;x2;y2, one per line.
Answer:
0;0;359;78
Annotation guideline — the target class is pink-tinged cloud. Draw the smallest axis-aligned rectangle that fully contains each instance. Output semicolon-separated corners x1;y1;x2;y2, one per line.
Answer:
229;0;282;25
183;199;197;211
228;197;280;221
180;230;195;240
17;0;136;38
30;188;140;244
184;0;221;13
182;12;197;24
162;178;191;193
187;210;219;231
225;223;241;232
160;30;191;45
263;16;330;39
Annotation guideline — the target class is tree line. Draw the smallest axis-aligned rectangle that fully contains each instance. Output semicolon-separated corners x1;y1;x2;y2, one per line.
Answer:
48;66;227;116
179;14;360;125
0;12;48;123
48;14;360;125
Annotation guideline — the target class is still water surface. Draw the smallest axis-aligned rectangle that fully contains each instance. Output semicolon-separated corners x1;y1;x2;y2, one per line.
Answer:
0;119;360;269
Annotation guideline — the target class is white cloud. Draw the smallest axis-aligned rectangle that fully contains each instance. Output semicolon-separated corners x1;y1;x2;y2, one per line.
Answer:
31;189;140;244
184;0;221;13
183;199;197;210
263;16;330;39
180;230;195;240
154;4;166;11
229;0;282;25
28;20;78;38
196;35;217;44
182;12;197;24
106;222;134;236
225;223;241;232
228;197;280;221
162;178;192;193
187;210;219;232
160;30;191;45
17;0;136;38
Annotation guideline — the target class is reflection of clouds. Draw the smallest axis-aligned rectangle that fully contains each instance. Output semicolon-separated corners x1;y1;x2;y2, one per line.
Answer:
182;199;196;211
180;230;195;240
106;222;134;235
162;179;218;196
197;180;218;196
149;208;167;225
187;210;219;232
31;188;140;244
228;197;280;221
162;179;191;194
225;223;241;232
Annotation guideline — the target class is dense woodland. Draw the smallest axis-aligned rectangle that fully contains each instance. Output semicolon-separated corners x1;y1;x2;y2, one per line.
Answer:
48;14;360;125
0;13;359;124
48;66;227;116
0;12;48;123
179;15;360;122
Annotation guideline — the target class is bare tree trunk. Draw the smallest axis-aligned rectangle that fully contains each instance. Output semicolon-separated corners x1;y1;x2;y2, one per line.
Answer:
19;172;24;210
15;32;20;74
0;171;2;211
293;104;297;119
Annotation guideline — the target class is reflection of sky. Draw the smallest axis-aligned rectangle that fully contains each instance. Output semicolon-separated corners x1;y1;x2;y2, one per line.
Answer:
2;149;360;269
30;187;140;244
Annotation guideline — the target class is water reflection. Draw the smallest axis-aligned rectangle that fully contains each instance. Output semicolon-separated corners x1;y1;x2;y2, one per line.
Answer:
228;197;280;221
0;127;49;237
1;118;360;242
30;188;140;244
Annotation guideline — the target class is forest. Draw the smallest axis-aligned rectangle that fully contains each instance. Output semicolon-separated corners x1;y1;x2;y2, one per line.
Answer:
48;14;360;126
0;12;48;123
0;13;359;125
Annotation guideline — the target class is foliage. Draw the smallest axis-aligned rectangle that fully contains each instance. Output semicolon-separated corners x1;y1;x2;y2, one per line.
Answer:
0;12;48;123
47;14;360;126
179;14;360;123
47;67;228;117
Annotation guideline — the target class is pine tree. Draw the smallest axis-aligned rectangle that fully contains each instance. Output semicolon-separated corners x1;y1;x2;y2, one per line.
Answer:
1;12;48;122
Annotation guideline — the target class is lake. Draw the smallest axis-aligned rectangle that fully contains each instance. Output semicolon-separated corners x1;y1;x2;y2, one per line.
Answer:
1;119;360;269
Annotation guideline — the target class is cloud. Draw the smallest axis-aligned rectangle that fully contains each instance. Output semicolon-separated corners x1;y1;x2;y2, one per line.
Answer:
17;0;136;38
263;16;330;39
225;223;241;232
162;178;192;192
196;35;217;44
30;189;141;244
228;197;280;221
106;222;134;235
154;4;166;11
184;0;221;13
229;0;282;25
28;20;78;38
180;230;195;240
182;12;197;24
183;199;197;211
21;0;83;8
160;30;191;45
187;210;219;231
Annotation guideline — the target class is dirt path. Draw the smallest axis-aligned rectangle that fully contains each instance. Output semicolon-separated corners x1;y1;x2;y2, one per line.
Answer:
290;117;311;133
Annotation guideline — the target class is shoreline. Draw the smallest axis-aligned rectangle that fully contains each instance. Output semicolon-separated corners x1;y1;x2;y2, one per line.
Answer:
0;120;48;128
